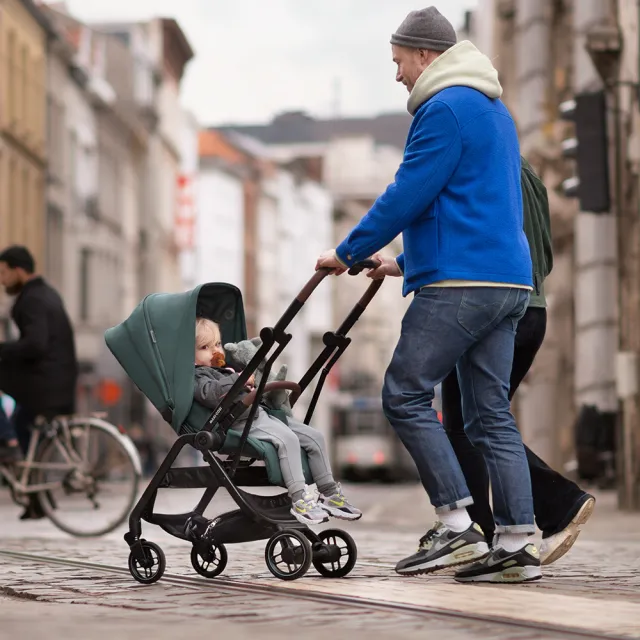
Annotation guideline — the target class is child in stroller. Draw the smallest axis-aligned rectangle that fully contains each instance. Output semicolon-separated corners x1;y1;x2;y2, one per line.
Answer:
193;317;361;525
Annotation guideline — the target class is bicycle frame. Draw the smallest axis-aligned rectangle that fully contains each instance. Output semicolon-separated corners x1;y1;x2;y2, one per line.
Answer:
0;418;87;496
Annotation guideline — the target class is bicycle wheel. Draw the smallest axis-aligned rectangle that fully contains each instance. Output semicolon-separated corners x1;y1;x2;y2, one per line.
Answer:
34;417;141;537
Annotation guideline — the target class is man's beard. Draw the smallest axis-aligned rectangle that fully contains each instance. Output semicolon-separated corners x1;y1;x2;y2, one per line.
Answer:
4;282;23;296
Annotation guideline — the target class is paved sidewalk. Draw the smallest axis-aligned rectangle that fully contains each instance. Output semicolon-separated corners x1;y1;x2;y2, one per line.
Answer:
0;484;638;638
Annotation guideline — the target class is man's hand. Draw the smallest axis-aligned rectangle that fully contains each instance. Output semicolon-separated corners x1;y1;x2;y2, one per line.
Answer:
315;249;347;275
366;254;403;280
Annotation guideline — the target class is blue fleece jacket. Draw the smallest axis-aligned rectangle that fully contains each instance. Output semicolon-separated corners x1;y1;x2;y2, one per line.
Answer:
335;41;533;297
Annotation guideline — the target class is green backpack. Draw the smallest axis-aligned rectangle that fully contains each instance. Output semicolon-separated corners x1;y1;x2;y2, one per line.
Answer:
521;157;553;300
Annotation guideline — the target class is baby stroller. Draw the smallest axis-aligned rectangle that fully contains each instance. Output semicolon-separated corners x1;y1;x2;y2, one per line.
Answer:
105;261;383;584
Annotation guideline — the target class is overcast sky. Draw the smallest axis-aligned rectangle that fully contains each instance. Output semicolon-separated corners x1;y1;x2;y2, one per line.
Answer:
52;1;478;126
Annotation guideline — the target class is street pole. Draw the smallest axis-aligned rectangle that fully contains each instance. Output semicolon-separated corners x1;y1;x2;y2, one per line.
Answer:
613;0;640;510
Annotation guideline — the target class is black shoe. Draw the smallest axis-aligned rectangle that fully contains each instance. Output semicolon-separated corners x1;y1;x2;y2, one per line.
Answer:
454;543;542;583
19;497;46;521
0;444;23;465
395;522;490;575
540;494;595;565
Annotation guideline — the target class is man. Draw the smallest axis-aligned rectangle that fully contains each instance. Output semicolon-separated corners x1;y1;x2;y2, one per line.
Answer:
442;158;595;566
0;246;78;519
317;7;539;583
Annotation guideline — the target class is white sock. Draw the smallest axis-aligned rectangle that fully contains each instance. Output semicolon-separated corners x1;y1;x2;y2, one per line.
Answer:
438;508;472;532
496;533;531;552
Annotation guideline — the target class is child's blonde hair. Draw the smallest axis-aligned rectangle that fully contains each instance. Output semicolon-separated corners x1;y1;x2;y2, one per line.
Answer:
195;317;221;348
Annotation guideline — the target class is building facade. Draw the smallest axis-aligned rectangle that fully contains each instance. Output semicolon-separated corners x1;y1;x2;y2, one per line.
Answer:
0;0;49;329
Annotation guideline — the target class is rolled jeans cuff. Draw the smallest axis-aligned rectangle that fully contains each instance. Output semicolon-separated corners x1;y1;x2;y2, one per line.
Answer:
434;496;474;514
495;524;536;535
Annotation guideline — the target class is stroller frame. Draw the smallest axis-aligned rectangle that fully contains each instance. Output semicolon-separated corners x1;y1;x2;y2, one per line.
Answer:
124;261;384;583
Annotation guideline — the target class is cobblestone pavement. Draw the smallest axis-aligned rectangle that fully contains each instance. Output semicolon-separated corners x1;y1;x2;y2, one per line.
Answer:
0;483;639;639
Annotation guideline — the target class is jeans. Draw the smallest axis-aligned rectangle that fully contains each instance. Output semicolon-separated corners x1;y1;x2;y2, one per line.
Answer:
442;307;588;541
382;286;534;534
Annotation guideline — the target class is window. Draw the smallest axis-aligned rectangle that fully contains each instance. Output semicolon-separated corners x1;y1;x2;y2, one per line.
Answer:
20;45;28;133
46;205;64;290
79;248;91;322
8;31;17;124
110;31;130;47
21;166;29;245
68;130;78;210
98;144;119;222
47;99;65;179
8;159;16;242
134;57;154;105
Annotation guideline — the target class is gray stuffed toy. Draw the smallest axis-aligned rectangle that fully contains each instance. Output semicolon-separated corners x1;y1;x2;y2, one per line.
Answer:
224;337;293;416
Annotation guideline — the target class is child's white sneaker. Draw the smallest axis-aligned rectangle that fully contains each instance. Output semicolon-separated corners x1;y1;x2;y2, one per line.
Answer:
291;491;329;525
319;483;362;521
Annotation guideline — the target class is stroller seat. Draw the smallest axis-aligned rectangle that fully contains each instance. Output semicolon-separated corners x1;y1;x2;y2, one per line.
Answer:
182;402;314;487
219;429;314;486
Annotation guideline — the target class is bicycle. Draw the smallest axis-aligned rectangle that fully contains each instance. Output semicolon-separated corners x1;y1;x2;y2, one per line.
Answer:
0;413;141;537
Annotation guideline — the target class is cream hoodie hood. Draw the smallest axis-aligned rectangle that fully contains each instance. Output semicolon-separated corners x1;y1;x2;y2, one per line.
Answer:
407;40;502;116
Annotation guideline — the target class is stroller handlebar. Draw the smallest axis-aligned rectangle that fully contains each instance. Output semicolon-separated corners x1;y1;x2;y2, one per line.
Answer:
240;381;301;407
295;260;382;305
348;259;381;275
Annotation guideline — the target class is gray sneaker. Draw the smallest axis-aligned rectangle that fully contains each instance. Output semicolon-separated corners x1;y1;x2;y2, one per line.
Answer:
319;483;362;521
454;543;542;583
291;491;329;526
395;522;490;575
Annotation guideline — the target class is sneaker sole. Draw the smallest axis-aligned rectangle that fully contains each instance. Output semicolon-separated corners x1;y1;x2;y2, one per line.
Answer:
290;508;328;526
395;542;490;576
540;496;595;566
320;504;363;521
455;564;542;584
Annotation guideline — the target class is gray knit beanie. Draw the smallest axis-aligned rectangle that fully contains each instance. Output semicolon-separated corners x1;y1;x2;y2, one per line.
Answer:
390;6;457;52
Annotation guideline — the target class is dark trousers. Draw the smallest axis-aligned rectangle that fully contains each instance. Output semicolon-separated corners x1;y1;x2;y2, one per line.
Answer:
11;405;75;454
441;307;587;542
12;405;36;454
0;403;15;442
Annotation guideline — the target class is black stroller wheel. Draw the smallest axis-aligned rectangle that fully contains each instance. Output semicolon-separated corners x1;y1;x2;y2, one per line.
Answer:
265;529;312;581
128;540;166;584
312;529;357;578
190;542;228;578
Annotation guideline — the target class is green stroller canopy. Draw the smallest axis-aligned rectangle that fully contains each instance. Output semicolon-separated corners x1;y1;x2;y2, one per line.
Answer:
104;283;247;433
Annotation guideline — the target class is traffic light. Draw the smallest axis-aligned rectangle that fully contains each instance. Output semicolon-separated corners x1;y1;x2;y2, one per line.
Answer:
559;90;610;213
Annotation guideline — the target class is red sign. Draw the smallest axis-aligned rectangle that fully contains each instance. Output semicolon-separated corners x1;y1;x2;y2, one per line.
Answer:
95;379;122;406
175;173;196;250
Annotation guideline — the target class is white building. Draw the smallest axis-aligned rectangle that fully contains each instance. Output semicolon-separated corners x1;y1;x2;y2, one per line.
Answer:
44;8;142;414
196;130;246;289
196;129;335;436
95;18;194;297
177;109;200;291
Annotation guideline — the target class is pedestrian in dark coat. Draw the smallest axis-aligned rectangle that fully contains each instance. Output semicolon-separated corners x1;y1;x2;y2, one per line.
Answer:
0;246;78;519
